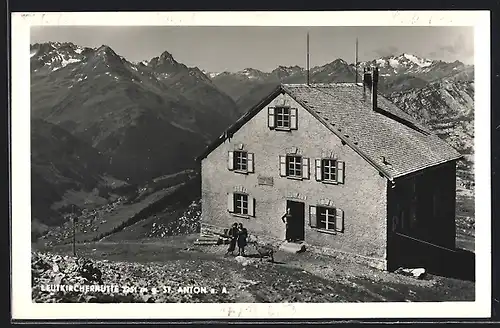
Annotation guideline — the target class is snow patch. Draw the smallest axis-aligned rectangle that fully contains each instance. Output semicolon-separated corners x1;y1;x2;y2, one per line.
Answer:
375;59;386;67
403;53;432;67
60;57;81;68
389;58;400;68
74;48;83;54
208;72;221;78
30;49;37;58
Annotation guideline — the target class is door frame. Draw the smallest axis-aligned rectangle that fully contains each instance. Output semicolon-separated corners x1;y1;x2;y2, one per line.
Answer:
286;199;305;242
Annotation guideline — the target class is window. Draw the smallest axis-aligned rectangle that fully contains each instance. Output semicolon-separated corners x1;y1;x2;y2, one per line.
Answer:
315;158;345;184
234;193;248;215
228;150;254;173
234;151;247;171
276;107;290;129
309;205;344;233
322;159;337;181
227;192;255;217
279;155;309;179
317;207;337;230
268;107;297;130
287;155;302;177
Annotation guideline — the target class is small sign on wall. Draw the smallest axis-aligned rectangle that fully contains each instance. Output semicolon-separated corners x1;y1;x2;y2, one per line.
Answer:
287;192;307;201
273;94;290;107
258;175;274;186
234;186;247;193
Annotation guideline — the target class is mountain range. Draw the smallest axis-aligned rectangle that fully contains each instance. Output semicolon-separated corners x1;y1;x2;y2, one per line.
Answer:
30;41;474;231
206;53;473;113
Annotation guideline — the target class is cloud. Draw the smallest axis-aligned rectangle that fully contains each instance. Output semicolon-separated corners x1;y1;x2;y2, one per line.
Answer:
428;34;474;61
369;45;399;58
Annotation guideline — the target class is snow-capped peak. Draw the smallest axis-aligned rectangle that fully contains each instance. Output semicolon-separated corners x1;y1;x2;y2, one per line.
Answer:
402;53;432;68
201;70;221;79
30;41;89;72
237;68;265;80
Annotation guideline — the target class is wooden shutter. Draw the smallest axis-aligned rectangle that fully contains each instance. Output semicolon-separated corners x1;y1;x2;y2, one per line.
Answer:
248;196;255;217
290;108;297;130
279;155;287;177
335;208;344;232
247;153;254;173
268;107;275;129
309;206;317;227
315;159;322;181
337;160;345;184
227;193;234;213
228;151;234;170
301;157;309;179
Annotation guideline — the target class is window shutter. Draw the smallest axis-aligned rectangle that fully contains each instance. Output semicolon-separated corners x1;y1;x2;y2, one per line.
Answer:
228;151;234;170
337;160;345;184
248;196;255;217
268;107;275;129
227;193;234;213
309;206;317;227
247;153;254;173
279;155;287;177
290;108;297;130
335;208;344;232
315;159;322;181
301;157;309;179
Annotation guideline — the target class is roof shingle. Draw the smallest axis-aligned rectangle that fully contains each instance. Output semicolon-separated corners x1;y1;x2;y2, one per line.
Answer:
283;83;462;178
196;83;462;179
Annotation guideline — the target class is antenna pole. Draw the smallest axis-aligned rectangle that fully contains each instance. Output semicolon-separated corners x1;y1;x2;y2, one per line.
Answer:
306;32;310;85
355;37;359;84
72;205;76;257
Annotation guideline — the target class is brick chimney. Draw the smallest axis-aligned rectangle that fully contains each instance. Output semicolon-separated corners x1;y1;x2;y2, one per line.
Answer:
372;66;378;111
363;66;378;110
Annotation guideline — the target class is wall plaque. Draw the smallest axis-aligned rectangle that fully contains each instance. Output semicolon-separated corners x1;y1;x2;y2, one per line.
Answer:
257;175;274;186
233;186;247;193
287;192;307;201
273;94;292;107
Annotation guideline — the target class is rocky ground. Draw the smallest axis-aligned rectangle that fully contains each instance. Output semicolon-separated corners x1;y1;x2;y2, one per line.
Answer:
32;234;475;303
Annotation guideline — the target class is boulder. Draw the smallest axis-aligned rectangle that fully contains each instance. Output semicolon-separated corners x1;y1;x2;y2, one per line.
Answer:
279;242;306;254
395;267;426;279
234;256;255;266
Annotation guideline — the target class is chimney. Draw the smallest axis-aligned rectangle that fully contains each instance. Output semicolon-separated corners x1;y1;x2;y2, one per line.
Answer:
363;67;372;101
372;66;378;111
362;66;378;110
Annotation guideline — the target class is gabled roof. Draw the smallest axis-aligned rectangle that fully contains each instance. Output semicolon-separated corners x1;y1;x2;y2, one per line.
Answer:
196;83;462;180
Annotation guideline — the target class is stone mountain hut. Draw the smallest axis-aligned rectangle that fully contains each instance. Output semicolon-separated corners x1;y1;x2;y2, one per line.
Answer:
196;66;463;271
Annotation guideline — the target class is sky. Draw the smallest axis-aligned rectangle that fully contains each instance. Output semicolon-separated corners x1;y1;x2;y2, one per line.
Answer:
30;26;474;73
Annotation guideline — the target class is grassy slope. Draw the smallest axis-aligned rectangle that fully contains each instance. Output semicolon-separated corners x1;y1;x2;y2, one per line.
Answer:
37;171;199;246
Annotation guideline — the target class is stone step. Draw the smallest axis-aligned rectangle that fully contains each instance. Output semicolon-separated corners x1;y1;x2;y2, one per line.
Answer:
197;235;220;239
279;242;307;254
201;236;222;241
196;239;221;244
194;240;219;246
